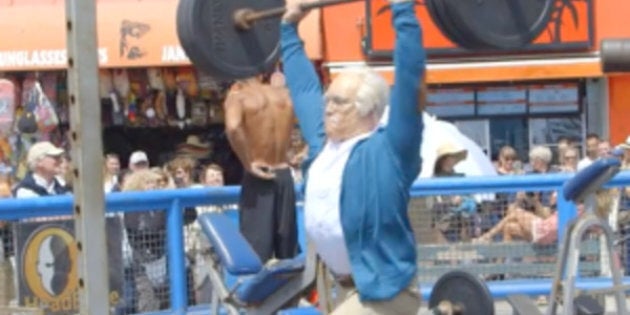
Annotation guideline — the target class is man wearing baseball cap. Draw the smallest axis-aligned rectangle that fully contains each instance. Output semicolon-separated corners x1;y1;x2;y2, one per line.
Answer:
128;150;150;172
14;141;68;198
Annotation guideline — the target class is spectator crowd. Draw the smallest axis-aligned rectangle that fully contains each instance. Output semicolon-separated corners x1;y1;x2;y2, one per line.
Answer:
0;128;629;313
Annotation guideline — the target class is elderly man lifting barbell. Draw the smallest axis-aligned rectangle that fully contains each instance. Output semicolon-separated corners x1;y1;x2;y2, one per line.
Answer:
280;0;426;313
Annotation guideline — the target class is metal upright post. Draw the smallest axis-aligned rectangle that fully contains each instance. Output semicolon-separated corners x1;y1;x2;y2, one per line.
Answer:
556;189;577;243
65;1;111;314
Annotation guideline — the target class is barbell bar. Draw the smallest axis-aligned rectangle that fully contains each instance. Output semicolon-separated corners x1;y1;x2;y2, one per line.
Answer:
234;0;363;30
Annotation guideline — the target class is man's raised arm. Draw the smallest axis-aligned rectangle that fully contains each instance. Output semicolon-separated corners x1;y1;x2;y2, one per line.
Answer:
385;1;425;163
280;5;326;162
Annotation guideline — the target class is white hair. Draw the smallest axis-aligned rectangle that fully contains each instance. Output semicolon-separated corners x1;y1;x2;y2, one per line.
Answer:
351;69;389;122
529;145;552;164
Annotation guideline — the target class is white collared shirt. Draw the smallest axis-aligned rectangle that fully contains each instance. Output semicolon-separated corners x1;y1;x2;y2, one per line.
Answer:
304;132;372;275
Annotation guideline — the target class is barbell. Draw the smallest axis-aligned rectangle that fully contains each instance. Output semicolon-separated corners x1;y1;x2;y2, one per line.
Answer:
176;0;555;81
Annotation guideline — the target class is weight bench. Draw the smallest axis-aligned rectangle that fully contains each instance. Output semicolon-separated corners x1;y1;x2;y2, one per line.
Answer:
197;212;317;315
507;157;630;315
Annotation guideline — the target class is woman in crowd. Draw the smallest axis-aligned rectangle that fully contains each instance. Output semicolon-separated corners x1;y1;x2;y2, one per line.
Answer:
151;167;176;189
186;163;227;304
555;136;574;168
475;187;614;244
165;156;196;188
493;145;523;214
527;145;558;209
495;145;522;175
431;141;480;242
558;146;579;173
122;169;168;312
103;153;122;193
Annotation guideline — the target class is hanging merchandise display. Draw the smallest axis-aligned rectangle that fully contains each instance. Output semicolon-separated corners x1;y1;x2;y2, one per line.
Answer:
0;79;16;137
32;81;60;134
93;66;231;130
0;79;16;176
17;75;39;135
147;68;169;125
0;65;235;182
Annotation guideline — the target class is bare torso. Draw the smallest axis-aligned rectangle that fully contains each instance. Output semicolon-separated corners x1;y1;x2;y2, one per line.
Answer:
225;81;295;168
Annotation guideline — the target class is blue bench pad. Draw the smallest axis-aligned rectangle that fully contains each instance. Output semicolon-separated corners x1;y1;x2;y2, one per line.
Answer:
236;255;306;304
197;213;263;275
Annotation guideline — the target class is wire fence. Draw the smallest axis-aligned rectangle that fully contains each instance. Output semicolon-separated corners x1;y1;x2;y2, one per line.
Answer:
408;187;627;284
0;173;629;314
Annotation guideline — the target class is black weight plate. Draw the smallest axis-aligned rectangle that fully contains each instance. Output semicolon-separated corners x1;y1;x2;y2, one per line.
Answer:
441;0;496;50
429;270;495;315
447;0;554;50
425;0;472;49
177;0;205;71
177;0;222;77
177;0;283;80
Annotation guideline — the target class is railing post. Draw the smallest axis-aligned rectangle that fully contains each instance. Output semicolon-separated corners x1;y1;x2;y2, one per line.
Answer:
65;0;110;314
557;188;577;243
167;199;187;313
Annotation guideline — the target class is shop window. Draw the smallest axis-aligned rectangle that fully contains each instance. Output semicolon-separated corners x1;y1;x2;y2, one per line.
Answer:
529;115;585;163
489;117;529;163
454;119;490;155
428;80;584;166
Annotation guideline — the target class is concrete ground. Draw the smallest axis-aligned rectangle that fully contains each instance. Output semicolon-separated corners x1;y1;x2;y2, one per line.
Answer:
418;296;630;315
150;296;630;315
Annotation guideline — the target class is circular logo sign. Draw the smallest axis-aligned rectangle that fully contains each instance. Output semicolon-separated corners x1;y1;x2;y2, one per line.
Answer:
22;226;79;303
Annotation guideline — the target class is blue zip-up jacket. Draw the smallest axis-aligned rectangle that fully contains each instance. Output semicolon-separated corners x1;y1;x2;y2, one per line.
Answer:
280;2;425;301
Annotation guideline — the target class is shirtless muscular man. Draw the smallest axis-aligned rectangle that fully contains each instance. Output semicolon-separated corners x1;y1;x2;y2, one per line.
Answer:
223;75;299;262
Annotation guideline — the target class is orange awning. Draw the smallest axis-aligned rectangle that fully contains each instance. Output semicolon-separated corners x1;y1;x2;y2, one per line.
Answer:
0;0;322;71
326;56;603;84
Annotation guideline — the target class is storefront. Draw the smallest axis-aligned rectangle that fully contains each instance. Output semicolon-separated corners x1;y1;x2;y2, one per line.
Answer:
2;0;629;174
319;0;630;161
0;0;322;183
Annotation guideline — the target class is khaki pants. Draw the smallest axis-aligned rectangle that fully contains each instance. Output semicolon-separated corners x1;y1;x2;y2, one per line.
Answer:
317;262;421;315
331;282;421;315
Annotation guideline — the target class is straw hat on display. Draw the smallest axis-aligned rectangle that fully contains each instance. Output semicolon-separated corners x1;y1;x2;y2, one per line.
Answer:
176;135;211;159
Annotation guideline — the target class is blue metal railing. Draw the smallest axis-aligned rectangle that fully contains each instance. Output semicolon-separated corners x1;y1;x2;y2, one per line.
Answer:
1;171;629;313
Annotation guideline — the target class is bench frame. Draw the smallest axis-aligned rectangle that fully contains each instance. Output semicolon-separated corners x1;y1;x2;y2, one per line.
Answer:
200;212;318;315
